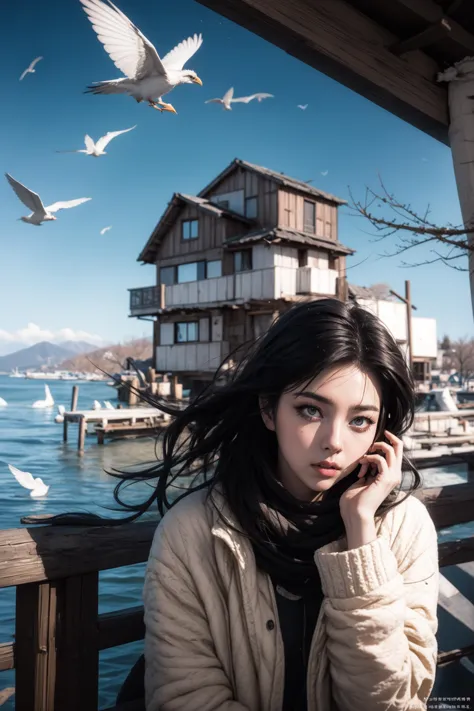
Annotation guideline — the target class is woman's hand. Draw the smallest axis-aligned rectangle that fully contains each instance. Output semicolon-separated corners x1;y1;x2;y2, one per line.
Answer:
339;430;403;523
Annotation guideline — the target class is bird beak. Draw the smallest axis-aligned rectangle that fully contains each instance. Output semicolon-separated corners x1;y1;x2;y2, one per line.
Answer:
192;76;203;86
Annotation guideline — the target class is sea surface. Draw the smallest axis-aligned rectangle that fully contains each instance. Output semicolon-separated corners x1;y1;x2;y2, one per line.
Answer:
0;374;472;708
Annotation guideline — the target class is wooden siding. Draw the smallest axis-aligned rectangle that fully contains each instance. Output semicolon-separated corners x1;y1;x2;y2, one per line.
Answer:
278;189;337;240
206;166;278;227
156;204;228;261
156;342;230;372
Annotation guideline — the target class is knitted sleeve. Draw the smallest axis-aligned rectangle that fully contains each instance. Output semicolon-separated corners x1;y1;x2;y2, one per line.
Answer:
314;495;439;710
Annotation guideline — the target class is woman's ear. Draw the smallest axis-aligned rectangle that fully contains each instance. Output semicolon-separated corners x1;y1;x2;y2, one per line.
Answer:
259;395;275;431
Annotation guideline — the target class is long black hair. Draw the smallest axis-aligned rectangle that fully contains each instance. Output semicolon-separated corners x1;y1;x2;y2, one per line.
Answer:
43;298;420;540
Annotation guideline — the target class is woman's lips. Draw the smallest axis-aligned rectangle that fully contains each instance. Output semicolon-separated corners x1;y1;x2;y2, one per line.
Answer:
312;465;341;477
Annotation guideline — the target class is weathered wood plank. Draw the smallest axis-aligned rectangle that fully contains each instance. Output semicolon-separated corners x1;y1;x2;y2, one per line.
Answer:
15;582;58;711
0;643;14;671
0;521;157;589
98;605;144;650
194;0;449;142
54;573;99;711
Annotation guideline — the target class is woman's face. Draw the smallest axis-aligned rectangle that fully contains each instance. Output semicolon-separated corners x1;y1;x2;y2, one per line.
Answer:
262;364;382;501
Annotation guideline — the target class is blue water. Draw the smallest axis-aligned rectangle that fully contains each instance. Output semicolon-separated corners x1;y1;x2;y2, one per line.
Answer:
0;374;472;708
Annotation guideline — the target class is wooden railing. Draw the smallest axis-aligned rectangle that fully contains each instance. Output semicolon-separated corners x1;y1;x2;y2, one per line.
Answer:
0;483;473;710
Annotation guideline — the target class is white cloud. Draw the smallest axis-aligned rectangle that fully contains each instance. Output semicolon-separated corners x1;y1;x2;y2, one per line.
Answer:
0;323;103;346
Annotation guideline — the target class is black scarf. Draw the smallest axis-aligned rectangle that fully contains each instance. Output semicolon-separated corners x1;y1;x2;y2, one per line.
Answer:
251;467;361;597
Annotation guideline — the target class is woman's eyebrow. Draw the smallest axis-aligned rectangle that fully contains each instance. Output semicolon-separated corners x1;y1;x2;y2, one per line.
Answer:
294;391;380;413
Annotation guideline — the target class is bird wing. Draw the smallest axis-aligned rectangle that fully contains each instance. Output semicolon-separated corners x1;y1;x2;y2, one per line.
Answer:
231;93;273;103
222;87;234;103
19;68;29;81
5;173;46;215
79;0;166;80
95;125;136;152
8;464;37;491
205;98;223;104
161;34;203;71
45;198;92;213
84;134;96;152
100;226;112;234
30;56;43;70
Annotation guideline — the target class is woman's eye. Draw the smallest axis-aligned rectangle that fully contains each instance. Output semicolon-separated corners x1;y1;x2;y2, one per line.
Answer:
296;405;321;420
351;416;373;428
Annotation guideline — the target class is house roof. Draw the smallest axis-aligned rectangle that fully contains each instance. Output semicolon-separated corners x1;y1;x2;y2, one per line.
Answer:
198;158;347;205
138;192;253;264
225;226;354;255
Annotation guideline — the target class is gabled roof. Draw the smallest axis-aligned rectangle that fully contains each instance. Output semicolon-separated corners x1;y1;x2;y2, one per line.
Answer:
198;158;347;205
225;226;354;255
138;192;253;264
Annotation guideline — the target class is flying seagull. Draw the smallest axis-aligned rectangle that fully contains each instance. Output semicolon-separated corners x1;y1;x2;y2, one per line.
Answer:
57;126;136;157
80;0;203;114
5;173;91;226
19;56;43;81
8;464;50;498
100;225;112;235
205;87;273;110
320;170;328;176
297;104;308;110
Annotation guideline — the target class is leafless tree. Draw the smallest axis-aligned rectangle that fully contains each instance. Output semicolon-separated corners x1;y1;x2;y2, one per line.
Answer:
348;176;474;273
444;337;474;385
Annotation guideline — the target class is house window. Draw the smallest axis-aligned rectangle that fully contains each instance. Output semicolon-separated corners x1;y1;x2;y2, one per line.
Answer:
298;249;308;268
304;200;316;233
177;261;206;283
245;196;258;218
206;260;222;278
182;219;199;240
160;266;175;286
214;199;229;209
234;250;252;272
175;321;198;343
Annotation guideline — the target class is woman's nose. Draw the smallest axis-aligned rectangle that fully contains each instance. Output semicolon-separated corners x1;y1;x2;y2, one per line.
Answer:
321;423;343;453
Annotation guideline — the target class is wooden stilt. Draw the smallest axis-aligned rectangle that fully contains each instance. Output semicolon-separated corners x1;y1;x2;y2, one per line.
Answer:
63;418;68;443
77;417;86;454
70;386;79;413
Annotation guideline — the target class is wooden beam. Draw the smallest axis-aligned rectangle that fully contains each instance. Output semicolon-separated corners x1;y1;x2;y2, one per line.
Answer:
394;0;474;52
195;0;449;143
390;18;452;56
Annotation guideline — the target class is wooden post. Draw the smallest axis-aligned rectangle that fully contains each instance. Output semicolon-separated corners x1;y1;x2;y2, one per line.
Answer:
405;280;413;374
128;378;139;406
438;59;474;317
160;283;166;310
15;582;58;711
77;416;86;453
62;418;68;443
70;386;79;412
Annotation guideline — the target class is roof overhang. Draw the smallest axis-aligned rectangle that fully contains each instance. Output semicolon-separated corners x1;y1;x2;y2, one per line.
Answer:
194;0;474;144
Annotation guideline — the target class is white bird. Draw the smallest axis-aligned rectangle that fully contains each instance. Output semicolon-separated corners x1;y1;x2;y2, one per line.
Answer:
92;400;102;410
104;401;115;410
8;464;50;498
57;126;136;157
54;404;66;424
80;0;203;114
297;104;308;110
100;226;112;235
0;397;7;407
19;56;43;81
5;174;91;226
320;170;328;176
205;87;273;110
32;385;54;409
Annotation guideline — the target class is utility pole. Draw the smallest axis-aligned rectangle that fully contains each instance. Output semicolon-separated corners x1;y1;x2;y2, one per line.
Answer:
389;280;416;372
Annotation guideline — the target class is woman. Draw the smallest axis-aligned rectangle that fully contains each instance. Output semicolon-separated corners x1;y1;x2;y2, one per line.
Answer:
120;298;440;711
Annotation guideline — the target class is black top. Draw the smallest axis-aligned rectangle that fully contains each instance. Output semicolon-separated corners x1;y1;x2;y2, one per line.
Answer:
270;577;324;711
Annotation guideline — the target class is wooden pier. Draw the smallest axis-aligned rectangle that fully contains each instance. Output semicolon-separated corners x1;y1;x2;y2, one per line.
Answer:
62;407;168;452
0;482;472;709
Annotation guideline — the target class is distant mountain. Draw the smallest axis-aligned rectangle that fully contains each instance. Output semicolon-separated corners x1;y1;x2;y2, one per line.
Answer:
58;340;98;355
58;338;153;374
0;341;76;372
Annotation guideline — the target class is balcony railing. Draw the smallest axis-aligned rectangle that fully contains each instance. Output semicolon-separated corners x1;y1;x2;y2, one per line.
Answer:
129;266;338;315
156;341;230;372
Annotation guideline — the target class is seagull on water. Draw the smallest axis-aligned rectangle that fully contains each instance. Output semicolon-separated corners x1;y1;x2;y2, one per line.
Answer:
80;0;203;114
19;56;43;81
0;397;7;407
57;126;136;157
8;464;50;498
100;226;112;235
104;401;115;409
92;400;102;410
32;385;54;408
5;173;91;226
55;405;66;424
205;87;273;110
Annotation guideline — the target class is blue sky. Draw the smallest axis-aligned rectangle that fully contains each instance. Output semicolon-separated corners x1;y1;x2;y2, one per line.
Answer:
0;0;471;355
